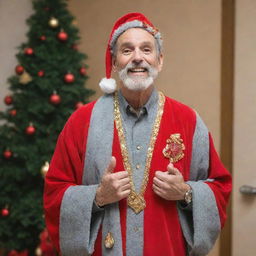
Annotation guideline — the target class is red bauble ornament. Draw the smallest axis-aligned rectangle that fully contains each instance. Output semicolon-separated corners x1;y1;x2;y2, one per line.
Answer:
15;65;24;75
79;67;87;76
40;35;46;41
64;73;75;83
9;109;17;116
4;95;13;105
38;70;45;77
26;123;36;135
58;31;68;41
1;208;9;217
24;47;34;55
75;102;84;109
50;92;61;105
3;149;12;159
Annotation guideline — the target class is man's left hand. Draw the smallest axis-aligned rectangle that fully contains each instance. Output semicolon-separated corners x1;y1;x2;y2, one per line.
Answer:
152;163;190;201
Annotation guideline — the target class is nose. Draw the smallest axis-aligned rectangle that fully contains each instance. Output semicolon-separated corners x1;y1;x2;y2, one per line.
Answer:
132;49;143;65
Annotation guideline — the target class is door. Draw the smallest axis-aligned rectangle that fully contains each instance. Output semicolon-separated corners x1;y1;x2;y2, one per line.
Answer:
232;1;256;255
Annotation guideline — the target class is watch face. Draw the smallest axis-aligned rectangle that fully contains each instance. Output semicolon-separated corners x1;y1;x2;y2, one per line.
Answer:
185;189;192;204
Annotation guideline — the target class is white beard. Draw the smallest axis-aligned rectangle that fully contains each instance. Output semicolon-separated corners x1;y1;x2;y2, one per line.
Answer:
118;62;159;91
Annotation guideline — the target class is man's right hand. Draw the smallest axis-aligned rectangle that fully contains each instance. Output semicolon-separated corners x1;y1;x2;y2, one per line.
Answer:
95;156;131;207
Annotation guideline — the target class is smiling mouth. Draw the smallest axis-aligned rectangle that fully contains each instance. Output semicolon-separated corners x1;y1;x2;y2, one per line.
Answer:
128;68;148;73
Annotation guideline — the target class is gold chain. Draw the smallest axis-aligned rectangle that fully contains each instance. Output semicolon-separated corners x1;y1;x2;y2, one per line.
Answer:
114;91;165;213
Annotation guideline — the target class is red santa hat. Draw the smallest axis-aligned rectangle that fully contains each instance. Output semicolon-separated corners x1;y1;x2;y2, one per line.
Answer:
99;12;162;94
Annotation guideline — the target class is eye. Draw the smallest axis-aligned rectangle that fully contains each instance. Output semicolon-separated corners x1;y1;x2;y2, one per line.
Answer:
122;48;132;55
143;47;152;54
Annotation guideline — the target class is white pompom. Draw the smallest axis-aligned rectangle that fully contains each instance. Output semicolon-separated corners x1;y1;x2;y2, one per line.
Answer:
99;78;117;94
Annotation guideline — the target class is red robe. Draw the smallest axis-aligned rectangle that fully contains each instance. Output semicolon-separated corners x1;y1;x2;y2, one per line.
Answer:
44;95;232;255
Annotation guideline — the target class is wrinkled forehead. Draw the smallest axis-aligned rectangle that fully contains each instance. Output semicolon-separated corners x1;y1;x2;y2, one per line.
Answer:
115;28;157;48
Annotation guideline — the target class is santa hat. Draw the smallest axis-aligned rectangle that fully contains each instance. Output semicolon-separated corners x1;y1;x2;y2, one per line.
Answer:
99;12;162;94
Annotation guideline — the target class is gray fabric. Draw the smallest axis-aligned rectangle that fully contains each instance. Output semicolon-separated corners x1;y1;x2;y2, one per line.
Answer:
186;181;220;256
177;113;221;256
189;113;209;181
118;89;158;191
84;94;124;255
60;185;102;256
60;94;123;255
101;204;123;256
83;94;114;185
126;208;144;256
118;89;158;256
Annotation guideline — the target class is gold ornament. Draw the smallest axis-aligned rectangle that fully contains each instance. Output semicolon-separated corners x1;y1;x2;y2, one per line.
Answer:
41;161;49;177
104;232;114;249
162;133;185;163
127;191;146;214
35;247;42;256
49;17;59;28
19;71;32;84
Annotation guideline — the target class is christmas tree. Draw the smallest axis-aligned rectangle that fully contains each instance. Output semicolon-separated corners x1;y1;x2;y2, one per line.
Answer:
0;0;93;254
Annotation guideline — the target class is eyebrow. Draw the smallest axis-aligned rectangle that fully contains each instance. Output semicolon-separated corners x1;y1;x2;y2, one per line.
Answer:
119;41;155;49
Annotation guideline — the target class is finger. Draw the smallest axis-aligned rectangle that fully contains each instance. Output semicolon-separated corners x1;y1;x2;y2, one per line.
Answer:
119;189;131;199
167;164;180;175
168;162;174;169
152;184;164;196
153;177;167;189
112;171;129;179
119;177;130;187
105;156;116;174
121;183;131;191
155;170;168;181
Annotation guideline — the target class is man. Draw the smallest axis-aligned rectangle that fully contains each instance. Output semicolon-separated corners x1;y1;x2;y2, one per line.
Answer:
44;13;232;256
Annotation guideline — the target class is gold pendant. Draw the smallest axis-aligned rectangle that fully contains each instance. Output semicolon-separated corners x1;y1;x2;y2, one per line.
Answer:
104;232;114;249
163;133;185;163
127;191;146;214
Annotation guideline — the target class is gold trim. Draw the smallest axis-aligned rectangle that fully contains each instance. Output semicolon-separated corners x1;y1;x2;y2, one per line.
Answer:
114;91;165;213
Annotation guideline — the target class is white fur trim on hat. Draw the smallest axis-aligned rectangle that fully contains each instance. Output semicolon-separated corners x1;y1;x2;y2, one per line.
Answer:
99;78;117;94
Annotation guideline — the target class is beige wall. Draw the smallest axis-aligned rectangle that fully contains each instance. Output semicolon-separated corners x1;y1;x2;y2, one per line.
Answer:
232;0;256;255
0;0;32;112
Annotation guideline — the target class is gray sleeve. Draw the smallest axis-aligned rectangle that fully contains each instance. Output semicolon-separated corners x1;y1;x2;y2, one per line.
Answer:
60;184;104;256
177;113;221;256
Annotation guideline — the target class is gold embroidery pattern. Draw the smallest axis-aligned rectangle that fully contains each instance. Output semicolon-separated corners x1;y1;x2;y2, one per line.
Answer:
114;91;165;214
162;133;185;163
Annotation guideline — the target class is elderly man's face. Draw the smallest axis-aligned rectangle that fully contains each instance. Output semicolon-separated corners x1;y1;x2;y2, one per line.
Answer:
113;28;163;91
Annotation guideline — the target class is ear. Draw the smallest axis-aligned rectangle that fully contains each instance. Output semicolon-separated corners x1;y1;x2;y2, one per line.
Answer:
157;53;164;72
112;57;117;73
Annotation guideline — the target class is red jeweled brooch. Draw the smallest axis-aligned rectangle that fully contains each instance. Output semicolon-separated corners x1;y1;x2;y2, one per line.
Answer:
162;133;185;163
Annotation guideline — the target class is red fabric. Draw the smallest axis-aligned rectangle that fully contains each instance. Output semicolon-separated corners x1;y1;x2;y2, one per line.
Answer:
143;97;196;256
39;228;57;256
44;95;232;255
93;226;102;256
43;101;96;251
205;134;232;228
113;122;127;256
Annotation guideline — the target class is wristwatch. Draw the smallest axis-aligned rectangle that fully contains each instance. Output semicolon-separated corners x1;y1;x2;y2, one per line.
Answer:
184;188;193;204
